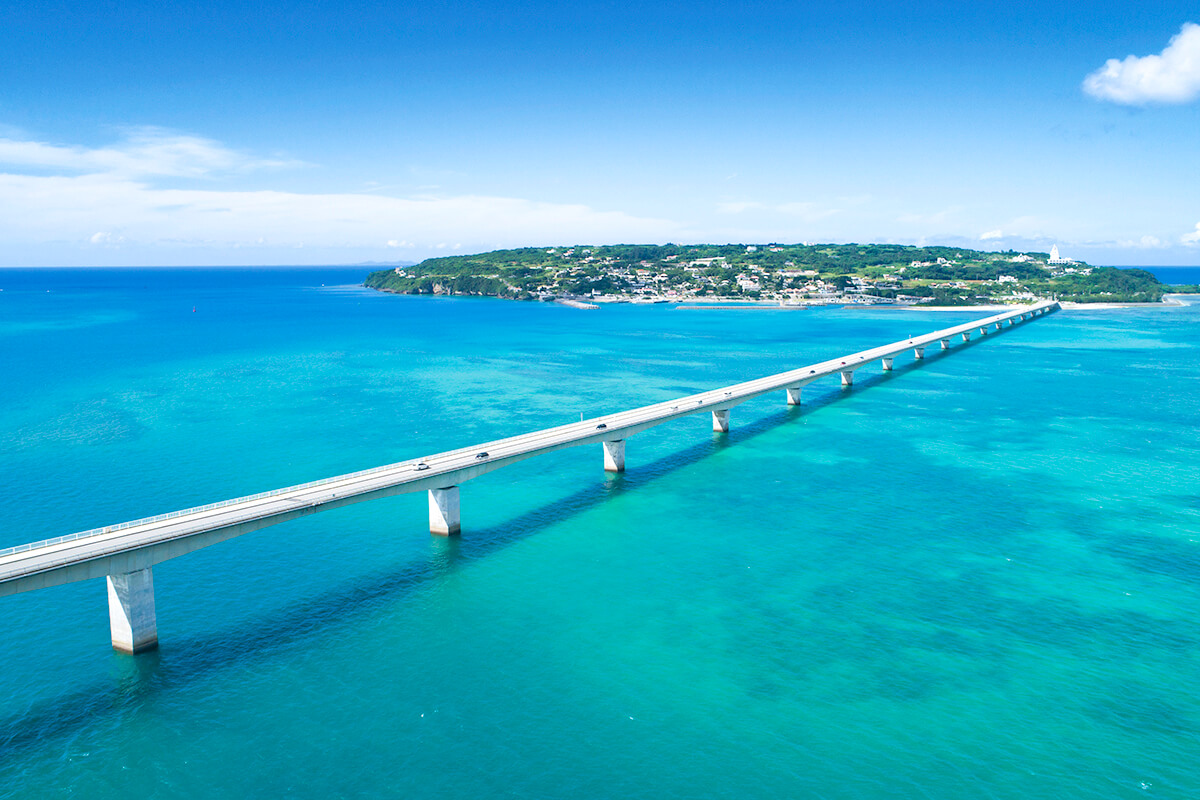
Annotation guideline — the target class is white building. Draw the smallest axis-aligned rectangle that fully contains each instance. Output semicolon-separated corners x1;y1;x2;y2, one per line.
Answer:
1047;245;1073;265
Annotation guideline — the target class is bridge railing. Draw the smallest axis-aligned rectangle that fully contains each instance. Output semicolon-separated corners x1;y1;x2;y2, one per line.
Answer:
0;457;418;559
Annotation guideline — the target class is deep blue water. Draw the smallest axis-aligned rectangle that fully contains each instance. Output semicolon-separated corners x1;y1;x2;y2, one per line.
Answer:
1140;266;1200;285
2;269;1199;799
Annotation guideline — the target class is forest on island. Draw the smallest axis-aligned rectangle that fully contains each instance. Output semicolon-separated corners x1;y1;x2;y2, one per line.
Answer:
364;243;1179;304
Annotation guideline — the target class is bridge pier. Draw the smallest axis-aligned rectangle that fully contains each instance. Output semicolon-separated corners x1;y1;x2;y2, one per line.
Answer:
978;326;989;336
107;568;158;654
786;386;803;405
993;322;1002;331
841;370;854;386
962;331;971;342
914;347;926;360
940;338;950;350
603;439;625;472
882;357;894;371
712;409;730;432
428;486;461;536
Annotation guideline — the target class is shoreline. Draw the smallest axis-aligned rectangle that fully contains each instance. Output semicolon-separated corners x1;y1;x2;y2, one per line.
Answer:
364;284;1198;311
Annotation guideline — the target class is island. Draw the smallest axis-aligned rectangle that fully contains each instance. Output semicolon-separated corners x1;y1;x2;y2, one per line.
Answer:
364;243;1189;306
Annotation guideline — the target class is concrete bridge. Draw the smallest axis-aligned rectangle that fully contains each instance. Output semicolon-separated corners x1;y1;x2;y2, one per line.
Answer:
0;301;1059;654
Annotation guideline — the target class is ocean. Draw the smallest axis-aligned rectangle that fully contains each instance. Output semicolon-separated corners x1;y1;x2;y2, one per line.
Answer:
1;267;1198;799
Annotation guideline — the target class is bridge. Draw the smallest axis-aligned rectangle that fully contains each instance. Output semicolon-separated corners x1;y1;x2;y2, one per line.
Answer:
0;301;1059;654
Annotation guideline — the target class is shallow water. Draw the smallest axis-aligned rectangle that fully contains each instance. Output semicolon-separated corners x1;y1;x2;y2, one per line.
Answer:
1;269;1198;798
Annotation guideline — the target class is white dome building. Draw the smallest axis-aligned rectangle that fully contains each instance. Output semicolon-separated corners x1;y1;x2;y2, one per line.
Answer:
1047;245;1073;265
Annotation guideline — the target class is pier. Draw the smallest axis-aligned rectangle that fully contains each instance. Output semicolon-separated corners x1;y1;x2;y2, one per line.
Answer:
0;302;1059;653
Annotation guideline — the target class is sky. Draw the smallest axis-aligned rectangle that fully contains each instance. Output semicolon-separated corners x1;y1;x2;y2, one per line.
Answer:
1;0;1199;266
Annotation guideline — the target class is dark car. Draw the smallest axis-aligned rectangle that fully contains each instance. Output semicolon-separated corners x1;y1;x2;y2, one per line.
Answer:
475;452;489;459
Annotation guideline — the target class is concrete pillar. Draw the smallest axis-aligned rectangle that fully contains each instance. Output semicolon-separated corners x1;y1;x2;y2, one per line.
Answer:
940;338;950;350
603;439;625;472
840;370;854;386
962;331;971;342
428;486;461;536
914;347;925;360
712;409;730;432
994;322;1002;331
1007;318;1014;326
979;326;988;336
108;568;158;654
786;386;802;405
882;357;894;371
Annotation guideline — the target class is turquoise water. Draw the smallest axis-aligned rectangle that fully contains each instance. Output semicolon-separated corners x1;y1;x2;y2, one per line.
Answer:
2;269;1199;799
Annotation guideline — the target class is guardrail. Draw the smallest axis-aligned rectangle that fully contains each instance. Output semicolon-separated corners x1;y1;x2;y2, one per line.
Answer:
0;457;418;559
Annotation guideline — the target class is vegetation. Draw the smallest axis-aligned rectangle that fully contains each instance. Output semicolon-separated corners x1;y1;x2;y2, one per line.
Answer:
364;243;1171;305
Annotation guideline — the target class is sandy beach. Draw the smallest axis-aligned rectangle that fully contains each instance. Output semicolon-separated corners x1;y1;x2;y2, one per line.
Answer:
1059;295;1194;310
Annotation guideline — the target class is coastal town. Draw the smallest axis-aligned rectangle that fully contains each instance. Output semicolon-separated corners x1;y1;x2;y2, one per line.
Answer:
365;243;1173;306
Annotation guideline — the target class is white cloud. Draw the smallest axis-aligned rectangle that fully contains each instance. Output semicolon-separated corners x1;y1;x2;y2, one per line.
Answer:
0;174;680;250
980;229;1003;240
0;131;685;264
0;127;300;178
1182;223;1200;244
1112;235;1169;249
1083;23;1200;104
88;231;125;245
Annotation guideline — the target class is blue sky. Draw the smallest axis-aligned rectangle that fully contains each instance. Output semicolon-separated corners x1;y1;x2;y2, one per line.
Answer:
2;0;1199;266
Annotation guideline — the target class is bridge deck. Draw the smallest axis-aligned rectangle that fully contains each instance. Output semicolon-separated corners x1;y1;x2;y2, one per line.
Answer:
0;301;1057;596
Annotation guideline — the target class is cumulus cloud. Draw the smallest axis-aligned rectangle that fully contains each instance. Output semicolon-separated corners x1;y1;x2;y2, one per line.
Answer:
1183;223;1200;244
0;131;684;263
980;229;1003;240
1083;23;1200;104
